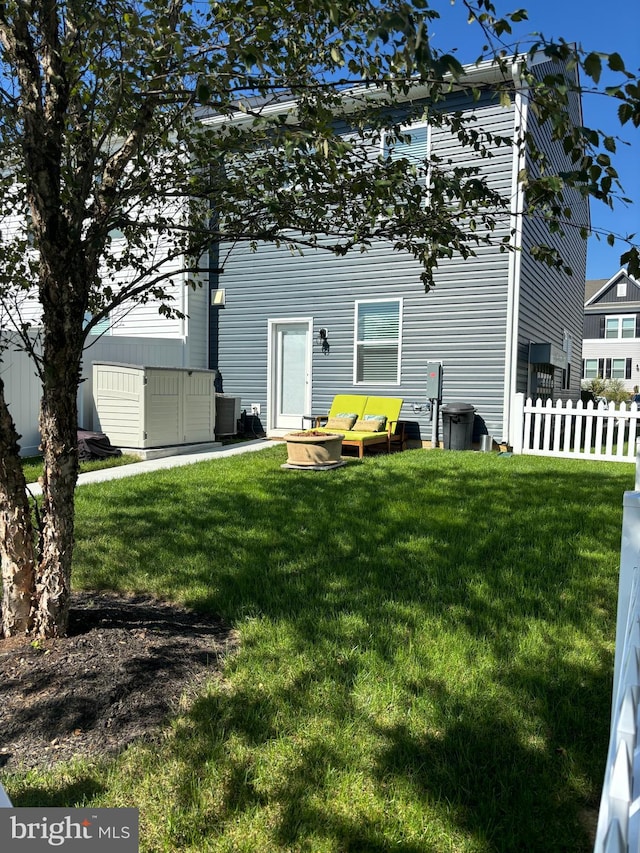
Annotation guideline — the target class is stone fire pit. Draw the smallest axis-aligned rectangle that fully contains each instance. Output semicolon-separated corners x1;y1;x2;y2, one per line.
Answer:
282;431;344;469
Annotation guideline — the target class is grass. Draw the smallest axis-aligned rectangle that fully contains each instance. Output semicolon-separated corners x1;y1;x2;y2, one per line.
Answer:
4;447;633;852
21;453;141;485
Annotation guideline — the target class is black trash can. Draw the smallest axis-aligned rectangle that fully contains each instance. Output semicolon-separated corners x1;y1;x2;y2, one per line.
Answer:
441;403;476;450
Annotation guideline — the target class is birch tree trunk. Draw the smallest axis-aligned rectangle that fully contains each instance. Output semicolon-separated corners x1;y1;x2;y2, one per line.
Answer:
33;379;80;638
30;257;85;636
0;377;36;637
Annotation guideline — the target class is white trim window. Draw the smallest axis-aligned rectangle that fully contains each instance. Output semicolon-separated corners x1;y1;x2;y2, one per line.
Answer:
354;299;402;384
605;315;636;339
382;122;430;189
583;358;599;379
611;358;628;380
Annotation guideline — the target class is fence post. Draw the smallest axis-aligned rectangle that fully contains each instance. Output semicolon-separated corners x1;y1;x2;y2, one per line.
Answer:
511;392;524;454
612;492;640;718
594;490;640;852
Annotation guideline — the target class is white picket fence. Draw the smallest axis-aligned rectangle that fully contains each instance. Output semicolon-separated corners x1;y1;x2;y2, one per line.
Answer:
511;393;640;463
595;466;640;851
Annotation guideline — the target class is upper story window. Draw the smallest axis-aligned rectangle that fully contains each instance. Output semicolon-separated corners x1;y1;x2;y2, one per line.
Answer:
84;311;111;337
605;316;635;338
354;299;402;384
383;123;430;187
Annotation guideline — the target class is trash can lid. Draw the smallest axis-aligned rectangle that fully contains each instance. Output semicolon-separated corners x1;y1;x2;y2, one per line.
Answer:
441;402;476;414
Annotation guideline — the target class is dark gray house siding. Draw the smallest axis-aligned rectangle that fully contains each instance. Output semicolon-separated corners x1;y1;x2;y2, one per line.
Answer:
212;59;586;447
512;60;587;407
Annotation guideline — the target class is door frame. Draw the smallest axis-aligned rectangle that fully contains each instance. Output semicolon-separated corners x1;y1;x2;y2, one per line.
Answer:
267;318;313;434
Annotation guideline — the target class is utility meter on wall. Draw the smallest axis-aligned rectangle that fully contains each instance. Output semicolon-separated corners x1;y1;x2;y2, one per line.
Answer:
426;362;443;401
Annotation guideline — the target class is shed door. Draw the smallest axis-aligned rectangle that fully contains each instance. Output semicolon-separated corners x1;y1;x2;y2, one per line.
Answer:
269;320;312;430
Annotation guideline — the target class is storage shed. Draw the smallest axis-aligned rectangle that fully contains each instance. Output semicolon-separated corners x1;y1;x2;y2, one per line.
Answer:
92;363;217;449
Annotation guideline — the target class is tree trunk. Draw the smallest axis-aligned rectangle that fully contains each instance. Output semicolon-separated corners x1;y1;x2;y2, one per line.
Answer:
0;374;36;637
33;348;81;638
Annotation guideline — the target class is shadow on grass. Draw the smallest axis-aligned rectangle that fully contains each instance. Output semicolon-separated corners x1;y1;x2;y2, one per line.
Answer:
66;448;631;850
9;775;106;808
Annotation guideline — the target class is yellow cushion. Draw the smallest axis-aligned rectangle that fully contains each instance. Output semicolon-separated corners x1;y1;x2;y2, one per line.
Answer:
363;397;403;423
327;395;367;419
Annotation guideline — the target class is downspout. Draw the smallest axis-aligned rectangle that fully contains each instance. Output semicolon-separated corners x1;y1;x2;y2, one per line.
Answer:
180;267;187;368
502;62;529;446
208;234;221;371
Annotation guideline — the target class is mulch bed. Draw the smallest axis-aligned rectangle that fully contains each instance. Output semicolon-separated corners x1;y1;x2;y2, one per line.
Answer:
0;591;238;772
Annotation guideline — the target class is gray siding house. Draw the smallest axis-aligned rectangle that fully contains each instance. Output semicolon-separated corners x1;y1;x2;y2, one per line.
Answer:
583;268;640;392
4;55;588;455
210;57;587;448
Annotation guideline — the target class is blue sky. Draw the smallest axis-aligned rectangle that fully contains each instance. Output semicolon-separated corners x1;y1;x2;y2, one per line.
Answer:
429;0;640;280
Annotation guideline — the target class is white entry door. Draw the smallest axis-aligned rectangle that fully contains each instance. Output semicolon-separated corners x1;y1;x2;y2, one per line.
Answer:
268;319;312;431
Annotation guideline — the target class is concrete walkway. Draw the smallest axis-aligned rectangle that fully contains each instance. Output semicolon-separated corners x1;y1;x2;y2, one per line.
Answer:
26;439;280;496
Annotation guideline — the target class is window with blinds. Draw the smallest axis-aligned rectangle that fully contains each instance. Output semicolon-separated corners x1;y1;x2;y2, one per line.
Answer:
383;123;430;186
84;311;111;337
354;299;402;384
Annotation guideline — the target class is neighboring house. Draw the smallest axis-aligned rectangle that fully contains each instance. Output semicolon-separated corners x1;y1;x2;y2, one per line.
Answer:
210;56;587;448
582;268;640;393
4;54;588;454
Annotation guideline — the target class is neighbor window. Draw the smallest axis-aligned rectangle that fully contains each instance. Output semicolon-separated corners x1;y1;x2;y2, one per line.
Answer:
602;357;632;380
583;359;598;379
605;315;636;338
612;359;626;379
354;299;402;383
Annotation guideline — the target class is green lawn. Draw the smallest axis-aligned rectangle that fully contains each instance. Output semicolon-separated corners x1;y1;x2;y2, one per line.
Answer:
4;447;633;852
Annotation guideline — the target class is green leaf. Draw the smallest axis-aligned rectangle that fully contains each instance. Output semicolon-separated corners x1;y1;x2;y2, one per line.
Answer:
608;52;625;72
196;83;210;103
618;103;633;126
583;52;602;84
621;248;640;278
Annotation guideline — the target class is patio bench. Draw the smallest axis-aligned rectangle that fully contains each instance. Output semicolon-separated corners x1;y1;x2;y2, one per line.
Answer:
313;394;405;458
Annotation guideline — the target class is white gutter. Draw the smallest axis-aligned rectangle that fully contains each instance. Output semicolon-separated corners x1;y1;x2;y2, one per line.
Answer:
200;58;518;130
200;53;555;131
503;62;529;446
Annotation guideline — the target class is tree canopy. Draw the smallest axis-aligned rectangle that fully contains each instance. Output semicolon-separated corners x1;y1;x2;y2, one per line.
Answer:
0;0;638;638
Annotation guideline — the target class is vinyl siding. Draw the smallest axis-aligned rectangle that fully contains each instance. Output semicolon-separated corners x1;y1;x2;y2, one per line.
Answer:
582;338;640;390
589;276;640;305
516;60;587;403
0;335;42;456
217;99;516;443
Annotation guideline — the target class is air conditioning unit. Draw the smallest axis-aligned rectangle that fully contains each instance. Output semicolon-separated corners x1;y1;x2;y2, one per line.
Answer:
215;394;241;437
